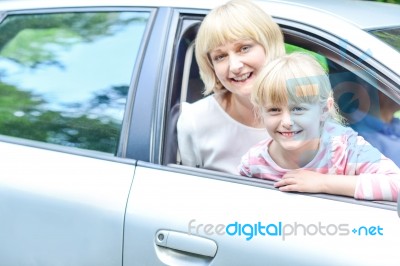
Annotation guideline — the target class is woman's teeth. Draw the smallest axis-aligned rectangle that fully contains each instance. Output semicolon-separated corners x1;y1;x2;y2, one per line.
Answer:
233;73;250;81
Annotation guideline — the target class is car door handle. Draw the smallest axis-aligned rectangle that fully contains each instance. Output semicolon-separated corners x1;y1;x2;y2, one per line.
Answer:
155;230;217;257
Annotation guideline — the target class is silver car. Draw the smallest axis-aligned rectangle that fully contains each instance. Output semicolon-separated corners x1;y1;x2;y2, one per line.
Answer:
0;0;399;265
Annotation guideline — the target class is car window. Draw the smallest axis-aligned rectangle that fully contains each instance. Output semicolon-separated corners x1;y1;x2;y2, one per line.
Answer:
369;26;400;52
0;11;149;154
275;24;400;167
163;17;202;165
177;19;400;172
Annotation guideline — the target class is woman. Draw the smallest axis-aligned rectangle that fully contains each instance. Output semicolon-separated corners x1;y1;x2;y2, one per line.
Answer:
177;0;285;174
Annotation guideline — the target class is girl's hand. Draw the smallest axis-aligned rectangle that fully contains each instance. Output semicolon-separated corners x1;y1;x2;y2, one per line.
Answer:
274;170;357;197
274;169;328;194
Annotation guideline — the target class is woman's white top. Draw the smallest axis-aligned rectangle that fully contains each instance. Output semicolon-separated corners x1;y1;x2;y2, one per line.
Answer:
177;95;267;174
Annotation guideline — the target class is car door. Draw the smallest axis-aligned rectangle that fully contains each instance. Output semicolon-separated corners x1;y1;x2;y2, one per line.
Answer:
124;164;399;266
123;7;400;266
0;141;135;265
0;5;154;265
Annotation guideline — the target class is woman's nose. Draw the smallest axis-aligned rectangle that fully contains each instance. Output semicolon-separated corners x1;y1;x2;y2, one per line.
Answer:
229;55;244;74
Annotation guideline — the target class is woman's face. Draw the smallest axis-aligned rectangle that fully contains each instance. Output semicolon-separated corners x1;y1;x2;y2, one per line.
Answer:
209;39;266;98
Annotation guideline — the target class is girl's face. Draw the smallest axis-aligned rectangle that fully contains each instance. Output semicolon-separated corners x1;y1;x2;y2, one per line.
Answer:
209;40;266;98
263;101;324;155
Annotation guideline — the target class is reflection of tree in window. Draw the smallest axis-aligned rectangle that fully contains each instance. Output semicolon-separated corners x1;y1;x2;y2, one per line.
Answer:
0;12;149;153
0;12;146;68
369;27;400;52
0;82;128;153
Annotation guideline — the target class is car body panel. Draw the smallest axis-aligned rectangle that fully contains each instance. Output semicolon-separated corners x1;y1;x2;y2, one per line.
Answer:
125;163;399;265
0;140;135;265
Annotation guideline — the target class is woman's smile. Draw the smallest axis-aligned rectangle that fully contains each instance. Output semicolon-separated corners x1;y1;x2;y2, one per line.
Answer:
231;72;252;82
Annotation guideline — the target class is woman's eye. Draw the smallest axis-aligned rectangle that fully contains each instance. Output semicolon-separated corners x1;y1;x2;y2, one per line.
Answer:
212;54;225;62
211;54;225;62
241;45;251;53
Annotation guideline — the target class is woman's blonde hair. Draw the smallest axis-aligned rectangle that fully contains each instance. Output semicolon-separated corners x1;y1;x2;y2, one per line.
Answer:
251;52;345;124
195;0;285;96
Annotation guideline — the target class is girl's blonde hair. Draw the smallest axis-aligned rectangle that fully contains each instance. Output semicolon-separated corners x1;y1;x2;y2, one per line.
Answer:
195;0;285;96
251;52;345;124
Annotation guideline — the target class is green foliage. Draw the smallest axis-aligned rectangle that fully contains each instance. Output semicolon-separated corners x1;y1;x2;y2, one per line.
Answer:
1;28;77;67
372;30;400;51
375;0;400;3
285;43;329;72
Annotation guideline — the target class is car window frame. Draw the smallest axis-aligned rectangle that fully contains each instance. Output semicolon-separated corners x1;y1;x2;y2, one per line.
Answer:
162;13;398;211
0;6;156;162
158;9;204;166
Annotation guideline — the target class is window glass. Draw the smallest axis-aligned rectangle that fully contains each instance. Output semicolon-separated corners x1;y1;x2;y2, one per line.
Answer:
369;27;400;52
0;11;149;153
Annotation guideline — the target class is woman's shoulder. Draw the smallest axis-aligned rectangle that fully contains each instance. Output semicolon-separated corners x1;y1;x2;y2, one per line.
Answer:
178;95;266;135
181;95;217;115
179;95;231;128
178;96;220;133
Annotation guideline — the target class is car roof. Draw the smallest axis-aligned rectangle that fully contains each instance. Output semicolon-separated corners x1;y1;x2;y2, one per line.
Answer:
267;0;400;30
0;0;399;31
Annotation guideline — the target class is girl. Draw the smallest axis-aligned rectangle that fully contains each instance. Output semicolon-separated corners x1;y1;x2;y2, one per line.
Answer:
177;0;285;174
239;52;400;201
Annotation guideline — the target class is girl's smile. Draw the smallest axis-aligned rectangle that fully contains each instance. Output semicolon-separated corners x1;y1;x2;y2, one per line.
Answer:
277;130;303;137
264;102;323;160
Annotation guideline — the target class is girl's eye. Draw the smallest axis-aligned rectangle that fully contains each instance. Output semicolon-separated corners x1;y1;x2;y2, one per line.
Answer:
292;107;305;113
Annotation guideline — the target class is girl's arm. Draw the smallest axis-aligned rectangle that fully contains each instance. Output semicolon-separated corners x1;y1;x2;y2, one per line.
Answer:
275;135;400;201
274;170;358;198
347;135;400;201
274;169;399;201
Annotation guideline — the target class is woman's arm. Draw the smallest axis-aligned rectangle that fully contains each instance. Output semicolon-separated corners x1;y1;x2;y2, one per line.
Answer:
177;103;200;167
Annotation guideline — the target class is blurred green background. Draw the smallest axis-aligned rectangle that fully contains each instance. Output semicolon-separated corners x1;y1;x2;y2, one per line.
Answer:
369;0;400;3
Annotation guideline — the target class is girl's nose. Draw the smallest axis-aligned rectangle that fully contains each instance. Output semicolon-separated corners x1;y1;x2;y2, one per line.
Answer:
281;112;294;128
